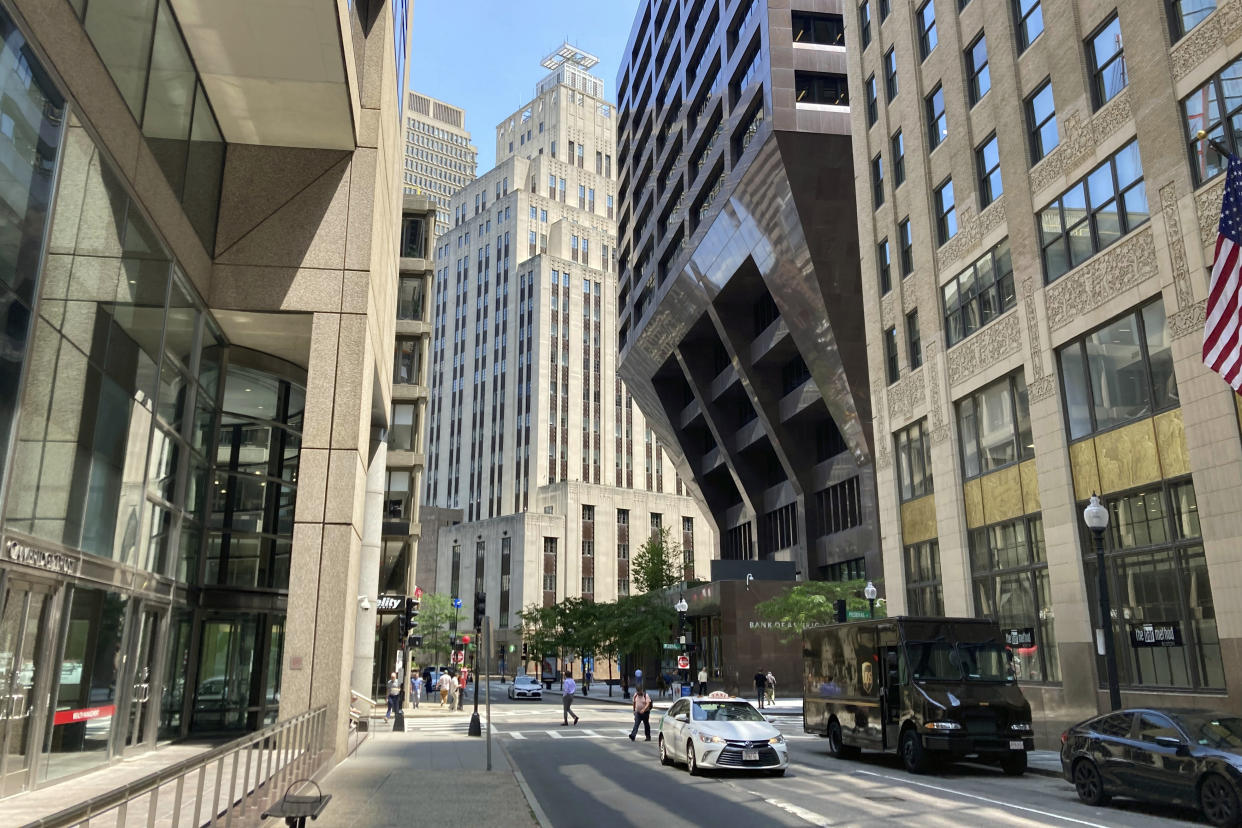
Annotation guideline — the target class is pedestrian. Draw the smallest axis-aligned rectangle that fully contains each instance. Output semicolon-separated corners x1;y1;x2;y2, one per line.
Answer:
754;669;766;709
697;666;708;696
561;674;579;726
765;670;777;706
438;670;451;707
385;672;401;720
657;674;667;698
457;671;468;711
411;673;423;709
584;668;592;696
671;674;681;699
628;685;653;741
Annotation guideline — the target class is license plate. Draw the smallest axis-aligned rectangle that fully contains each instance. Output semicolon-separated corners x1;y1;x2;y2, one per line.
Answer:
743;749;759;761
1009;740;1024;750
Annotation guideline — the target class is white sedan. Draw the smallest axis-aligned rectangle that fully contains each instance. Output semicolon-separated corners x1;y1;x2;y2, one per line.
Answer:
507;675;543;700
658;693;788;776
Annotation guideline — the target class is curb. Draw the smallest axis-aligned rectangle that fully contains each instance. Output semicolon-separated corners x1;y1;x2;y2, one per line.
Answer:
497;738;552;828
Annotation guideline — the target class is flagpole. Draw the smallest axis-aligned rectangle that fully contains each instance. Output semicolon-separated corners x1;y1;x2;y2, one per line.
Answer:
1197;129;1233;158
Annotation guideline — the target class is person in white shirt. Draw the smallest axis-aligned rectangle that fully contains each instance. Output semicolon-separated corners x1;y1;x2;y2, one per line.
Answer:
437;671;452;707
697;666;708;695
561;675;579;726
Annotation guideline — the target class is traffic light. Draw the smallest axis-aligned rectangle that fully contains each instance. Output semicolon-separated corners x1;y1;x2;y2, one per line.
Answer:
409;635;423;648
473;591;486;630
833;599;847;623
522;642;528;659
404;597;419;636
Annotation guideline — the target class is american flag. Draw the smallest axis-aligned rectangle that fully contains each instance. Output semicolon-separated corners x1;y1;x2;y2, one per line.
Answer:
1204;155;1242;391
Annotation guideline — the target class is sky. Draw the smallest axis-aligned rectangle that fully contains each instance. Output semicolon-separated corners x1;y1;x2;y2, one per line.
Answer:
408;0;643;171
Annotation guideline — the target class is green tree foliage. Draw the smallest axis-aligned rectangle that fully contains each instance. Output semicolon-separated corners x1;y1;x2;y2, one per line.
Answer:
754;579;887;641
519;595;676;677
632;526;683;593
413;593;458;666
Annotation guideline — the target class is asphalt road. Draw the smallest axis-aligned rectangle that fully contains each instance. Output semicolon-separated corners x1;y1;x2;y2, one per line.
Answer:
482;687;1205;828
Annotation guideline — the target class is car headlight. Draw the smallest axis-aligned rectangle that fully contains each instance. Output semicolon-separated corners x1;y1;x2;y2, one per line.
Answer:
769;735;784;745
1010;723;1033;732
695;731;725;744
924;721;962;730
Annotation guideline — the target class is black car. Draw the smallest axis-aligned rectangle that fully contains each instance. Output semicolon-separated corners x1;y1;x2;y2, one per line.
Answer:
1060;708;1242;826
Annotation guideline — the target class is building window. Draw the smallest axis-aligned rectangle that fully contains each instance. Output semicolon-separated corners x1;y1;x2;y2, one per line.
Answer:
965;34;990;104
957;372;1032;479
899;218;913;276
683;516;694;535
917;0;937;59
796;72;850;106
859;0;872;47
499;536;512;628
822;557;866;582
814;476;862;538
1169;0;1217;40
926;85;947;149
394;337;422;384
971;515;1058;682
1087;13;1127;109
879;0;890;20
385;469;411;520
871;154;885;207
934;178;957;244
582;504;594;521
792;11;845;44
1014;0;1044;50
884;326;899;384
891;130;905;186
942;238;1015;347
1038;139;1147;284
1058;298;1177;441
1026;79;1058;164
865;75;878;124
760;503;799;554
884;48;898;100
1183;54;1242;185
583;540;594;556
895;419;933;502
650;512;662;534
878;239;892;295
397;275;425;321
904;540;943;615
617;508;629;525
391;403;419;451
976;133;1003;208
1080;480;1222;690
618;578;630;596
907;310;922;369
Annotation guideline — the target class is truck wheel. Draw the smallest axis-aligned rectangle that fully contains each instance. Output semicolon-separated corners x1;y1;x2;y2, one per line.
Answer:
900;728;929;774
999;751;1027;776
828;720;860;759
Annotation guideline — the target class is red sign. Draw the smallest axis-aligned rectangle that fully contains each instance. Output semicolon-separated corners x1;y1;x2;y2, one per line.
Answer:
451;650;464;663
414;586;423;598
53;704;115;726
677;655;690;670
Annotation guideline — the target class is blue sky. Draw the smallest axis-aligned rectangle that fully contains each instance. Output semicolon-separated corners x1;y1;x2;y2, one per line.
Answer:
408;0;642;171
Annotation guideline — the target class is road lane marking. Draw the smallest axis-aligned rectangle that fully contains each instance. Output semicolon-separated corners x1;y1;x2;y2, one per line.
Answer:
853;769;1111;827
507;731;526;739
762;797;831;826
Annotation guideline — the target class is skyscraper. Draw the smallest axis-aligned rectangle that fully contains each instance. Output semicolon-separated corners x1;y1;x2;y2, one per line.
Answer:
404;92;478;237
421;45;715;643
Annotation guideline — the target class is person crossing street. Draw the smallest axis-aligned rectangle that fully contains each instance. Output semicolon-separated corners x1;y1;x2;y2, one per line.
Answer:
628;686;653;741
561;674;579;726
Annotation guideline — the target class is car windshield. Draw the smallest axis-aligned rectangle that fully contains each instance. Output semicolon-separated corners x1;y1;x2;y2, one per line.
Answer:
691;702;765;722
516;677;536;685
906;640;1014;682
1176;714;1242;750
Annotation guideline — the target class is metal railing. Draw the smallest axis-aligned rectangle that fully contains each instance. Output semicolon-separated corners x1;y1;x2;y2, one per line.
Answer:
25;707;329;828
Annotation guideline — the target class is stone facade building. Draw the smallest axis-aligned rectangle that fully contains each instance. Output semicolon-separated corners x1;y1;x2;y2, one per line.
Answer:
403;92;477;237
421;46;715;638
848;0;1242;742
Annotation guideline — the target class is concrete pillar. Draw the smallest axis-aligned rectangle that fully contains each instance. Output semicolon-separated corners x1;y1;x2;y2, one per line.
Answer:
351;429;389;698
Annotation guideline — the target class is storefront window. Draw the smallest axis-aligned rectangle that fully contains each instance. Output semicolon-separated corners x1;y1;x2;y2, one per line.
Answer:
1081;479;1223;690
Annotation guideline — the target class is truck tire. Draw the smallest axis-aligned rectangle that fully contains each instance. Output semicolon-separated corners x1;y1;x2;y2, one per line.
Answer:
900;727;929;774
828;720;860;759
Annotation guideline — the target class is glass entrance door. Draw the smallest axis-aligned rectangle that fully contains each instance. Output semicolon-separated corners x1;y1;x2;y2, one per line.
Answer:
124;610;162;751
0;580;54;796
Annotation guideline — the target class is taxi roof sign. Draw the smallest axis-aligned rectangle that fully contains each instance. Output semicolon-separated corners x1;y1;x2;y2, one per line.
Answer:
707;690;731;699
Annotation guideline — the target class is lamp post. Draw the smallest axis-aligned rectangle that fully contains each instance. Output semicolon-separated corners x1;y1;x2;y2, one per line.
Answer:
675;595;689;696
1083;493;1122;712
864;581;878;619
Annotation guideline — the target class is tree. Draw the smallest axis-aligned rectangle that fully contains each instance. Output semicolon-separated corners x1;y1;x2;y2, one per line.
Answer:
632;526;683;593
754;579;887;641
413;593;457;667
518;603;559;675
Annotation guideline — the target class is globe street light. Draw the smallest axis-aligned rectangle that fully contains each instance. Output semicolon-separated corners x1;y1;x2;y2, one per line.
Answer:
674;596;689;696
1083;493;1122;712
864;581;878;619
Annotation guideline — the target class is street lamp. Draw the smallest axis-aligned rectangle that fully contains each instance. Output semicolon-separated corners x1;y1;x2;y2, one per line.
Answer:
674;595;689;697
1083;493;1122;712
864;581;878;619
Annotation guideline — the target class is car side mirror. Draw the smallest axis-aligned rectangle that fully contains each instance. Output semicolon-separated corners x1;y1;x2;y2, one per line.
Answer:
1153;735;1189;755
675;713;688;722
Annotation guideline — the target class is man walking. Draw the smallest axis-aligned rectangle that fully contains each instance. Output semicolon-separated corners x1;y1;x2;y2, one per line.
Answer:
561;674;579;726
697;666;708;696
754;669;767;709
438;670;452;707
410;672;422;709
765;670;777;707
628;685;653;741
385;672;401;720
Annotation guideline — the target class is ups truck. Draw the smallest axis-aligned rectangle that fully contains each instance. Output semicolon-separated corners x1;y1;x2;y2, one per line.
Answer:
803;616;1034;775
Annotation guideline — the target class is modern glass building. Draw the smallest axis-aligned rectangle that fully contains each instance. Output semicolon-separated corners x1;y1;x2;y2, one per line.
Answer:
0;0;410;796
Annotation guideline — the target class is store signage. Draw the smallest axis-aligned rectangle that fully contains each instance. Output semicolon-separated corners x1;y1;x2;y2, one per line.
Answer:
376;594;404;613
1004;628;1037;648
53;704;115;726
5;538;79;576
1130;622;1183;648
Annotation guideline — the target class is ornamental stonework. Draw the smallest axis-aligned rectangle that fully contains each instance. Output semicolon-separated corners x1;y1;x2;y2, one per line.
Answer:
945;311;1022;387
1197;178;1226;247
1028;91;1133;198
880;293;895;329
924;338;949;445
874;381;892;471
936;195;1007;272
887;367;926;423
1160;181;1196;311
1045;227;1159;331
1021;276;1057;403
1171;299;1207;340
1171;0;1242;80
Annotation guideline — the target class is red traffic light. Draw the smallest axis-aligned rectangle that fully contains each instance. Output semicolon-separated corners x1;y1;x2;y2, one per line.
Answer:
462;634;471;645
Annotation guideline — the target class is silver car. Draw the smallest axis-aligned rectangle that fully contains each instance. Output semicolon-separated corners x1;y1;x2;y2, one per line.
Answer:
658;694;789;776
508;675;543;700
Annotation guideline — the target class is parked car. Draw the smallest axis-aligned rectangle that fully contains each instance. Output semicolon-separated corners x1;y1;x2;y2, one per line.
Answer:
508;675;543;700
658;693;788;776
1061;708;1242;826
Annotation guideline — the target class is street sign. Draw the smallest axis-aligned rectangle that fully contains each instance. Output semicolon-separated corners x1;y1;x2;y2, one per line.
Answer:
414;586;423;598
847;610;870;620
452;650;464;663
453;597;462;608
677;655;690;670
662;643;680;650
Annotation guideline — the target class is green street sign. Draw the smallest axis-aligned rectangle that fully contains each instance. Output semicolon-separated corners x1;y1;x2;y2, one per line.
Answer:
662;643;680;650
847;610;870;620
508;644;516;653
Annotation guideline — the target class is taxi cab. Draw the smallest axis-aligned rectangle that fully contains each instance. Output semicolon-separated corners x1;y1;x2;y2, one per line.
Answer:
657;691;789;775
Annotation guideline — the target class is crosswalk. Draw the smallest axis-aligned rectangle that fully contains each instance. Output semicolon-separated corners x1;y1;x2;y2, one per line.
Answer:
404;713;820;743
